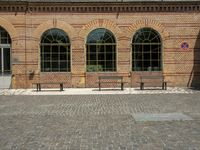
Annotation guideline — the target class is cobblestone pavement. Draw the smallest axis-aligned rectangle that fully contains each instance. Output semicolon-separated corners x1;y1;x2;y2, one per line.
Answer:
0;94;200;150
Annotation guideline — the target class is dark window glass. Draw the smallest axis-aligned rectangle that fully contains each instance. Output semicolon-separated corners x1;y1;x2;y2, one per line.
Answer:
106;53;113;61
52;62;59;72
0;27;11;44
40;28;70;72
44;53;51;61
60;63;66;72
60;53;67;61
1;38;7;44
132;28;162;71
0;27;11;75
43;45;51;53
86;28;116;72
43;62;51;72
89;53;97;61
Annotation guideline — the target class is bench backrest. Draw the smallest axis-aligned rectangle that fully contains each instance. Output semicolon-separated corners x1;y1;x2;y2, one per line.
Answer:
140;75;164;82
99;76;123;81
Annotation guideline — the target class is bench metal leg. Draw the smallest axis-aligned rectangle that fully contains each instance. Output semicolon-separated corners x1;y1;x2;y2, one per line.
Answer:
36;84;41;91
140;82;144;90
39;84;41;91
162;82;167;90
36;84;39;91
99;83;101;91
164;82;167;90
121;83;124;90
60;83;64;91
162;82;164;90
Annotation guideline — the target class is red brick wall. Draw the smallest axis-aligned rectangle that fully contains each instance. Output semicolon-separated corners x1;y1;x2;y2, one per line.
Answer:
0;3;199;88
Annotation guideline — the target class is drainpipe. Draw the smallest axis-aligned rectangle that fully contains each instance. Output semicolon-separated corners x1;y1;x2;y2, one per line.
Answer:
24;2;29;89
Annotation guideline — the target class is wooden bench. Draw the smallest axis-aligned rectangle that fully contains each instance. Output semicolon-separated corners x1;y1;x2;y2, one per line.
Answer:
97;76;126;91
138;76;167;90
32;82;64;91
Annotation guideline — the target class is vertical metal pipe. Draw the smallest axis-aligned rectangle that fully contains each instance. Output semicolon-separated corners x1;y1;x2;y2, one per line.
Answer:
1;48;4;75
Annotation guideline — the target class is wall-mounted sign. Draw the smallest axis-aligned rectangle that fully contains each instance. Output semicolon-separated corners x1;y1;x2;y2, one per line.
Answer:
181;42;189;50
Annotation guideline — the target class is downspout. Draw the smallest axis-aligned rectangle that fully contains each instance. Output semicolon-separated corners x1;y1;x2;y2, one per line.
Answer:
25;2;29;89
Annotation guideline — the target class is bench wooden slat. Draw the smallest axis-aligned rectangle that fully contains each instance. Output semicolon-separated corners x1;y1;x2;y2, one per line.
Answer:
98;76;125;91
97;82;127;84
33;82;63;84
140;76;163;79
139;75;167;90
99;76;122;79
32;82;64;91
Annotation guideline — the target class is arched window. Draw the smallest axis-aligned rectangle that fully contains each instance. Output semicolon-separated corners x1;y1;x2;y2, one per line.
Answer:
40;28;70;72
0;26;11;75
132;28;162;71
0;26;11;44
86;28;116;72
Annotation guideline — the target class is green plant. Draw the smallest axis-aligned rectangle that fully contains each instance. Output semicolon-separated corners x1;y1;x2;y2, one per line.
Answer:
87;65;103;72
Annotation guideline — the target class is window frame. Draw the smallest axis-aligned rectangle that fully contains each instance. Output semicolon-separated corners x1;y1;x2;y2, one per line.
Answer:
0;27;11;75
86;28;117;72
40;28;71;72
132;28;162;72
0;27;11;45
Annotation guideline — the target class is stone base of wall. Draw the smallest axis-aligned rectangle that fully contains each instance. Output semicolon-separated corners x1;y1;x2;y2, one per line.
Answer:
11;71;200;89
12;73;72;88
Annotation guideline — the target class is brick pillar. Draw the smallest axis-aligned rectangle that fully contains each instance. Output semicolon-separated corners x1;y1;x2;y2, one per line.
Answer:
11;17;27;89
117;36;132;87
117;36;131;72
71;37;86;87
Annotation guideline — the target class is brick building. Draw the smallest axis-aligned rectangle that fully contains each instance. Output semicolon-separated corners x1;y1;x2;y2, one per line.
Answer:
0;0;200;88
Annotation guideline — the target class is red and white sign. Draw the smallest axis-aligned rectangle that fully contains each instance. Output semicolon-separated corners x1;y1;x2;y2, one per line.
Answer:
181;42;189;50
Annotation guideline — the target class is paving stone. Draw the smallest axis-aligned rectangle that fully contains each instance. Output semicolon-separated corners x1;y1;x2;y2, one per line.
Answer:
0;94;200;149
133;113;193;122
